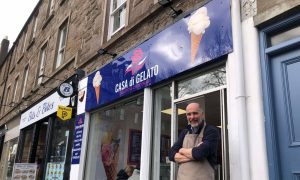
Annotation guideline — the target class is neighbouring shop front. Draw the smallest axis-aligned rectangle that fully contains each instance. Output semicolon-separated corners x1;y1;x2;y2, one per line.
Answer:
75;0;233;179
0;119;19;180
13;92;74;180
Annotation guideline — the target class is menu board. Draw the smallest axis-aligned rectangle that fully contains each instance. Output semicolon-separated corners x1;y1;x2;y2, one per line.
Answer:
12;163;37;180
45;162;65;180
128;129;142;164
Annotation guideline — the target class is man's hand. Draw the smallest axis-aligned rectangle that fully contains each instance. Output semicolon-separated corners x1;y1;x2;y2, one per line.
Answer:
174;152;191;163
179;148;194;159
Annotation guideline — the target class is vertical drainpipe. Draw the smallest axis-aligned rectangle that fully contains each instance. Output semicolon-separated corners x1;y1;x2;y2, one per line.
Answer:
227;0;250;179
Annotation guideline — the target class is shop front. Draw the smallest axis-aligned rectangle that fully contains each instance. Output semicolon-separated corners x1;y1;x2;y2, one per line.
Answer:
13;92;74;180
0;118;20;180
72;0;233;179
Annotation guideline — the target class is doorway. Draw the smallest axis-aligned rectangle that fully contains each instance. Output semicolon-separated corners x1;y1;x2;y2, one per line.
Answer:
260;13;300;180
151;65;229;180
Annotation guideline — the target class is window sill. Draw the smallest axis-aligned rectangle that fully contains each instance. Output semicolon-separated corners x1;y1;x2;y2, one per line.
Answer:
9;65;15;74
42;13;55;30
59;0;66;6
16;54;24;64
27;38;35;51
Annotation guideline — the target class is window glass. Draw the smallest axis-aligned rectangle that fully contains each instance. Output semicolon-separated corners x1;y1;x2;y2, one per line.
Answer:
21;128;34;163
55;23;67;69
85;96;143;180
269;25;300;47
45;119;71;179
47;0;54;18
13;77;19;102
152;85;172;180
21;65;29;98
109;0;126;37
37;44;47;85
177;66;226;99
5;138;18;180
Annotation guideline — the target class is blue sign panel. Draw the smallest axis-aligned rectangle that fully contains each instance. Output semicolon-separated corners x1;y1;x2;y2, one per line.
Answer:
86;0;232;111
71;114;85;164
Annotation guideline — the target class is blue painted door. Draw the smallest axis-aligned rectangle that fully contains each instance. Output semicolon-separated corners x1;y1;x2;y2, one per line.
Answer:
270;48;300;179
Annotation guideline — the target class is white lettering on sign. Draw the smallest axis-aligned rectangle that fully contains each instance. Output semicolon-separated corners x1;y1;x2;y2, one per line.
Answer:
20;92;69;129
115;65;159;93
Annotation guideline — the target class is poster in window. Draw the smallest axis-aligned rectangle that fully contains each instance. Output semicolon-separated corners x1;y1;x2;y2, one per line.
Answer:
128;129;142;165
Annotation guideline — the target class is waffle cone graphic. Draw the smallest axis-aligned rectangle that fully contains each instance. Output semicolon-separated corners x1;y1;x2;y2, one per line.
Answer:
94;86;100;104
102;144;119;180
191;32;203;64
103;163;117;180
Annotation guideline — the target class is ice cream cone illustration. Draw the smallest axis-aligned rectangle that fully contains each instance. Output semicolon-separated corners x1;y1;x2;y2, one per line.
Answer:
188;7;210;64
101;131;120;180
93;71;102;104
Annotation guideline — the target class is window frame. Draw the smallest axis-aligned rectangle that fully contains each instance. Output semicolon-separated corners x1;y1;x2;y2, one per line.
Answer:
108;0;127;39
12;76;19;103
46;0;55;18
37;43;47;85
21;65;29;98
4;85;11;112
55;20;68;69
22;31;28;53
30;14;38;42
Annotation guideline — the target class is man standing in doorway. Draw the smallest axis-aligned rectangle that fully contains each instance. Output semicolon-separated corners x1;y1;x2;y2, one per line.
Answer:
168;102;220;180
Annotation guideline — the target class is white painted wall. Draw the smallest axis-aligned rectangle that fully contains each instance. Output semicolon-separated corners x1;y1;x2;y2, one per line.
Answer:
242;17;269;180
227;0;269;179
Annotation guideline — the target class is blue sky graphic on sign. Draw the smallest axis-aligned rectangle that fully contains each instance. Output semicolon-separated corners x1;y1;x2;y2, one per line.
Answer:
86;0;232;111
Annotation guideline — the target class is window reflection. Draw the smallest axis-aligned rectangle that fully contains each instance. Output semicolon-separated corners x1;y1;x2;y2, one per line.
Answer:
177;67;226;98
152;85;172;180
85;96;143;180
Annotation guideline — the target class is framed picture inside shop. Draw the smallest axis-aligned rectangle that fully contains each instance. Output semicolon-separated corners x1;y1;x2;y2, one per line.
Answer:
127;129;142;165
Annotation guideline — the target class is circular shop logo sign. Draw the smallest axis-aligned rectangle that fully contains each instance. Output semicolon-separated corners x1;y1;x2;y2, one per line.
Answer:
58;83;74;97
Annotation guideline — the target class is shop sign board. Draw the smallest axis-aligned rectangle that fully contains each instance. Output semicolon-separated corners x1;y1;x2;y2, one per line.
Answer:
86;0;232;111
57;105;72;121
71;113;85;164
12;163;37;180
20;92;69;129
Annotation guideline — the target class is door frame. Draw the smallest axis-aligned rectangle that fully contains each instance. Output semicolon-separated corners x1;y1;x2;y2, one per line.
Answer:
171;86;228;180
259;12;300;180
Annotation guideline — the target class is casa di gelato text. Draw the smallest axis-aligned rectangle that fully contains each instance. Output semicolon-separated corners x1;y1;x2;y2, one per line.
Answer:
115;65;159;93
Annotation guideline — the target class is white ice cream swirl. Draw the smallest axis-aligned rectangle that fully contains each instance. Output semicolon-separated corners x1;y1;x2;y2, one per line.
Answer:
188;7;210;35
93;71;102;87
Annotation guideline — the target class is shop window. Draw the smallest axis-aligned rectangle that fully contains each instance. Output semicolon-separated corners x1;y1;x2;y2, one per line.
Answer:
177;66;226;99
16;117;74;180
151;85;172;180
37;43;47;85
1;138;18;180
55;20;68;69
20;128;34;163
108;0;127;39
85;95;143;180
44;119;72;179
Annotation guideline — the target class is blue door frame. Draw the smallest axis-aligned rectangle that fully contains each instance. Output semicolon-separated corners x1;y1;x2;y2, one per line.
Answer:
259;13;300;180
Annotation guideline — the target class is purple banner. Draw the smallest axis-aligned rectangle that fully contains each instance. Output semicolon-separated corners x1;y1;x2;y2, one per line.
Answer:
86;0;232;111
71;114;85;164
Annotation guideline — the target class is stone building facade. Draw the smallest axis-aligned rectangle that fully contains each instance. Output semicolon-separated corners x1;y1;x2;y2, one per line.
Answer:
0;0;299;179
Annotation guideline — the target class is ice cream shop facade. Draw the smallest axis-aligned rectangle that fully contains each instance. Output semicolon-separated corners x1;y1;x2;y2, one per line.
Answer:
69;0;256;179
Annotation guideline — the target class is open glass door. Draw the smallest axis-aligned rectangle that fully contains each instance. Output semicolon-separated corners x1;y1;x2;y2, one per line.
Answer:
151;66;229;180
173;89;228;180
